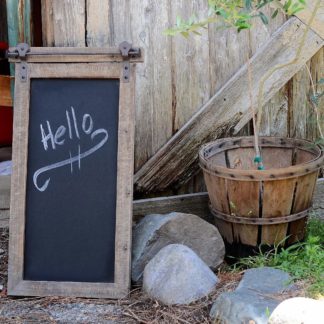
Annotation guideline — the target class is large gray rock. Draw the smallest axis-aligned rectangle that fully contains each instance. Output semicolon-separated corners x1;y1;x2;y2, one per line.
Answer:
132;212;224;283
143;244;218;305
210;267;294;324
269;297;324;324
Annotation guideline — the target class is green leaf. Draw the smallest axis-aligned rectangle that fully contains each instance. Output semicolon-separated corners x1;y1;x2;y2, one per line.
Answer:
317;78;324;84
298;0;306;4
259;12;269;24
271;9;279;18
284;0;293;11
180;31;190;38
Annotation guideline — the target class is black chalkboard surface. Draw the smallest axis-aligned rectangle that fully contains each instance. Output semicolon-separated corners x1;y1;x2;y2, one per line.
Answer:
25;79;120;283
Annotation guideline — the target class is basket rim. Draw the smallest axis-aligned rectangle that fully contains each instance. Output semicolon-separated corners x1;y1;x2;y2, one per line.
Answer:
199;136;324;181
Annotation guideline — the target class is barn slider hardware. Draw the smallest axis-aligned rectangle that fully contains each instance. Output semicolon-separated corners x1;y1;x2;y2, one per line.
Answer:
7;42;142;83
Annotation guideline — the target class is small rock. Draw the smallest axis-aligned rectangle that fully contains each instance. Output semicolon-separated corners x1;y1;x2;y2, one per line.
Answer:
268;297;324;324
236;267;293;294
210;267;294;324
0;284;3;291
210;290;278;324
143;244;218;305
0;248;5;255
132;212;225;283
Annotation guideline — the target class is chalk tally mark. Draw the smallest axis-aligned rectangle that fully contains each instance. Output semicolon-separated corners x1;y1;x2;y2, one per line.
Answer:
33;128;108;192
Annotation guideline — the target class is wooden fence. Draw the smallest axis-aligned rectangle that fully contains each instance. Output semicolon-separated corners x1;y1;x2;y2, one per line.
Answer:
9;0;324;197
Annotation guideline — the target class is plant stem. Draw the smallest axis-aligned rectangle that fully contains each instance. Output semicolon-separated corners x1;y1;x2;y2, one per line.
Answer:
247;30;261;164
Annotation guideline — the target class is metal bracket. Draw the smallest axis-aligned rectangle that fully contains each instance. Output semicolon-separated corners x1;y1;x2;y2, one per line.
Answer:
119;41;141;83
7;43;30;82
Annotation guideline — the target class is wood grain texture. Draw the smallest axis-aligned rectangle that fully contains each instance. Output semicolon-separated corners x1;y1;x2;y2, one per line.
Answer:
259;86;288;137
288;65;309;139
41;0;55;46
295;0;324;39
227;180;259;246
261;178;296;245
133;192;211;223
130;0;173;171
0;76;13;106
8;60;135;298
171;0;210;131
86;0;110;47
51;0;85;46
135;18;323;193
306;48;324;141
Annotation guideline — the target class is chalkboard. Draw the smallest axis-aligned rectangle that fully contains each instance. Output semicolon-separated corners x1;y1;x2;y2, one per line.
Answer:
8;46;141;299
25;78;119;283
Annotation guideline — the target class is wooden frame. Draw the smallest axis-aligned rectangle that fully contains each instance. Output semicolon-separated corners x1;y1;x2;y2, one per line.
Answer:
8;49;139;298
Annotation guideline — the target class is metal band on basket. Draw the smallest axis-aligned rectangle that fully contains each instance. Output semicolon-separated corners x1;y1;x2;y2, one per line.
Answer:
209;204;310;225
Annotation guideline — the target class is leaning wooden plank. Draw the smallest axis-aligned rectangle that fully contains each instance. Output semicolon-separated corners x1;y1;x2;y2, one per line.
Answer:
134;18;323;193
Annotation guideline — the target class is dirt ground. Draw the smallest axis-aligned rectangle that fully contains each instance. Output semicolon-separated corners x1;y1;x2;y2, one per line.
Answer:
0;227;242;324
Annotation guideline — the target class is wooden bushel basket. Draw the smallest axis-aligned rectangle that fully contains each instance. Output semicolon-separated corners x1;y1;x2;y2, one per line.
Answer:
199;137;324;258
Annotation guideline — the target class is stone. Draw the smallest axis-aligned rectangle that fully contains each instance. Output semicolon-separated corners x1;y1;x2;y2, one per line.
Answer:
210;290;278;324
210;267;294;324
236;267;293;294
143;244;218;305
268;297;324;324
132;212;225;283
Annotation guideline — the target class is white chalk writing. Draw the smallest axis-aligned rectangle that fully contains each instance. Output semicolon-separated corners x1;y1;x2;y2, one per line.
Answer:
34;107;108;192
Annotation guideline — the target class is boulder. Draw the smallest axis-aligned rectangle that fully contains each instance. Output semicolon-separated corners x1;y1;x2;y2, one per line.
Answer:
268;297;324;324
132;212;224;283
143;244;218;305
210;267;294;324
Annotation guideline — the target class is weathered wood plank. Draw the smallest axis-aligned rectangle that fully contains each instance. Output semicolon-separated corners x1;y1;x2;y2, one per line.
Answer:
306;48;324;141
41;0;54;46
109;0;131;45
288;64;309;138
295;0;324;39
133;192;211;223
134;18;323;193
259;86;288;136
51;0;85;47
171;0;210;131
130;0;173;171
86;0;110;47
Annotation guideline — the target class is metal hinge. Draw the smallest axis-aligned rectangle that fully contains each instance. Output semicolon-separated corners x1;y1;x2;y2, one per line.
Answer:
7;43;30;82
119;41;141;83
